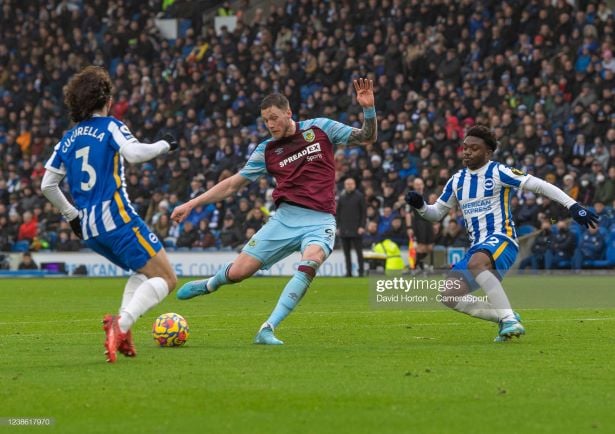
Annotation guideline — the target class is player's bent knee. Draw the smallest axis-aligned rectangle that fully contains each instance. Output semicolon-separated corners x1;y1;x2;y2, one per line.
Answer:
156;261;177;291
439;278;469;308
439;284;458;308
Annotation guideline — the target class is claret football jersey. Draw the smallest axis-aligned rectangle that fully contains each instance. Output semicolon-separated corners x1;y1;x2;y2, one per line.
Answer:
239;118;353;215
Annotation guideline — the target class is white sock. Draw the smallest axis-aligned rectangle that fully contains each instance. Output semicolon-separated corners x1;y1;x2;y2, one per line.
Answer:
119;274;147;315
454;295;499;322
475;270;515;322
118;277;169;333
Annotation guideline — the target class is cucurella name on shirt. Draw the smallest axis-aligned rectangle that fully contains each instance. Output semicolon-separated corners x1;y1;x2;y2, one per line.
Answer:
61;126;105;152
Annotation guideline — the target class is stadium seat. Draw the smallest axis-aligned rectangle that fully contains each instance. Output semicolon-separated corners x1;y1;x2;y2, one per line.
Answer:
109;57;121;76
46;231;58;249
581;227;615;269
549;224;583;269
589;206;615;228
516;224;536;237
606;231;615;266
601;215;614;229
300;84;312;100
567;222;582;238
178;19;192;37
11;240;30;252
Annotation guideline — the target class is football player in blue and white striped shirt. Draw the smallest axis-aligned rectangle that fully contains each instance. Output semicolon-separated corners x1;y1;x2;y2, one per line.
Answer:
405;125;598;341
41;66;178;362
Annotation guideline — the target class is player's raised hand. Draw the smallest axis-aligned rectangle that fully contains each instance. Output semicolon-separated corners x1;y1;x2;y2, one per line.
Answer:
353;78;374;108
171;202;193;223
569;203;599;228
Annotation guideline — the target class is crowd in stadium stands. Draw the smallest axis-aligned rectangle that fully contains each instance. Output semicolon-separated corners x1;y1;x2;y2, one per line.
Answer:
1;0;615;268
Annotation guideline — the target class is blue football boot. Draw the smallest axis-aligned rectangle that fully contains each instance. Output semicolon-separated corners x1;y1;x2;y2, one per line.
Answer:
176;279;210;300
254;323;284;345
494;312;524;342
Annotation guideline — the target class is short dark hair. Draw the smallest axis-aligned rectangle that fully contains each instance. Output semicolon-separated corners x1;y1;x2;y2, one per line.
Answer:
260;93;290;111
465;125;498;151
64;66;112;122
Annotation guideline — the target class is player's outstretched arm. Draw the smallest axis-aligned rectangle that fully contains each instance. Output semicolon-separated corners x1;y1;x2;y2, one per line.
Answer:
171;173;250;223
114;123;177;164
405;191;450;222
523;175;599;228
120;138;173;164
347;78;377;145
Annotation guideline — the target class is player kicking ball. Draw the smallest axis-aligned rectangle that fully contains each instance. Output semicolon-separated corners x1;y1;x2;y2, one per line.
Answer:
405;125;598;342
42;66;178;362
171;78;377;345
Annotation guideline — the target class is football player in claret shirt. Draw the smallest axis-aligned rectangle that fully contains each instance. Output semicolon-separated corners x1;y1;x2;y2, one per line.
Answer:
405;125;598;342
41;66;178;362
171;78;377;344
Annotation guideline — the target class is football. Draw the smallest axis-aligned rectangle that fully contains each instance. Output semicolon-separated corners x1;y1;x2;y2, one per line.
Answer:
152;312;190;347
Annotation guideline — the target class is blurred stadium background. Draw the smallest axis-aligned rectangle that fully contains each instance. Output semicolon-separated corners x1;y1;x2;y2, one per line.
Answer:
2;0;615;276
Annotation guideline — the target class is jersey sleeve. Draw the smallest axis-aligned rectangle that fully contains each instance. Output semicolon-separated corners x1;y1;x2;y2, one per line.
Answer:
436;177;456;208
303;118;353;145
238;141;269;181
44;141;66;175
497;164;530;189
108;119;138;151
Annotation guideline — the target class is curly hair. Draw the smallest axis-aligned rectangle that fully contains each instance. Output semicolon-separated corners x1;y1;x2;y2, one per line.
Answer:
465;125;498;151
63;66;112;122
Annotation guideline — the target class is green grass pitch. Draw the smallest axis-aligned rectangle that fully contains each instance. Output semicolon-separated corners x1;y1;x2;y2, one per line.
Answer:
1;276;614;433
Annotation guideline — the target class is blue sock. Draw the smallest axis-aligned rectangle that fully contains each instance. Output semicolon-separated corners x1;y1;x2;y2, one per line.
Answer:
206;263;233;293
266;260;317;328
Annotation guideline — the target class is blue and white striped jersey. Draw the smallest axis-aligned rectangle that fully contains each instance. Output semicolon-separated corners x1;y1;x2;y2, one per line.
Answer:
44;116;139;240
437;161;529;246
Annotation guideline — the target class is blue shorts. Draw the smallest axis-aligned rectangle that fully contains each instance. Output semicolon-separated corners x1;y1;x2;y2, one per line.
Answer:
85;218;163;271
242;203;336;270
450;234;518;291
